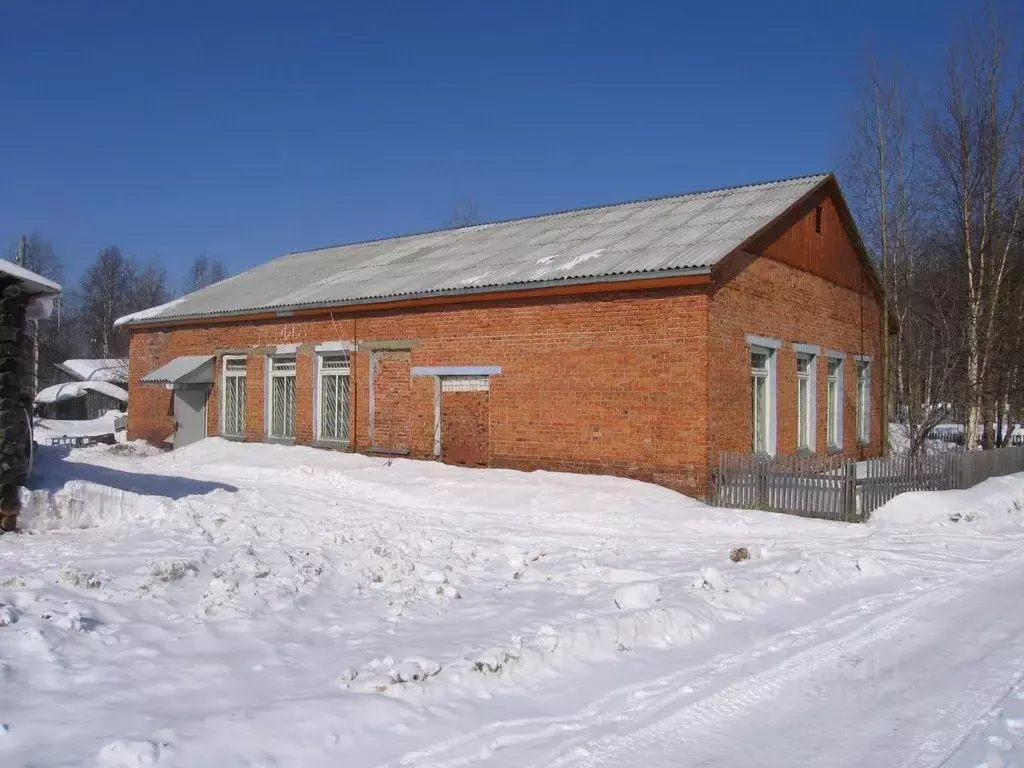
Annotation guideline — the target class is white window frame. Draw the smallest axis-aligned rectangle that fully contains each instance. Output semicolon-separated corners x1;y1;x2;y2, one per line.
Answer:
826;352;845;450
746;335;780;456
220;355;247;438
793;343;820;452
315;352;352;443
855;355;872;445
266;355;297;440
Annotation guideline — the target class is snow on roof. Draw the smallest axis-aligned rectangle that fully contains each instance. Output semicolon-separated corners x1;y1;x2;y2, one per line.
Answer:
56;358;129;383
115;174;832;326
35;380;129;404
33;410;123;440
114;297;186;327
0;260;62;295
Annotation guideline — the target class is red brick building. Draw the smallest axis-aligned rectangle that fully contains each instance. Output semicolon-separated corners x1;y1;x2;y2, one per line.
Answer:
123;174;884;496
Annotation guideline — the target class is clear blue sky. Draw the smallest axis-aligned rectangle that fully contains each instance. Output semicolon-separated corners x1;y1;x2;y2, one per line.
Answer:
0;1;977;286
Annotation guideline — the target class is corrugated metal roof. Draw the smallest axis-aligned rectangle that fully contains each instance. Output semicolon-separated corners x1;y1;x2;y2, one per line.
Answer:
120;173;829;325
141;356;215;385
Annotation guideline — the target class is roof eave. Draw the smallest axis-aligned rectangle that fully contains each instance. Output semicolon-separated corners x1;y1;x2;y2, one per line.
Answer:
121;267;714;329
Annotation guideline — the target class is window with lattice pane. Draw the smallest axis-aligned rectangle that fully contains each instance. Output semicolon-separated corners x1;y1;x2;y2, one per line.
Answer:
221;357;247;437
269;357;296;439
317;354;350;442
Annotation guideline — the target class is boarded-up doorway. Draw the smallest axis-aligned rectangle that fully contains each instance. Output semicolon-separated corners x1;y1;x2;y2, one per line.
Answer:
370;350;412;452
440;376;490;466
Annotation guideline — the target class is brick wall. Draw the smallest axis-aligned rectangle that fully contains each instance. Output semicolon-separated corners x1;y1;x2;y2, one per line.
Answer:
127;285;711;492
125;188;884;497
707;199;884;464
370;350;412;451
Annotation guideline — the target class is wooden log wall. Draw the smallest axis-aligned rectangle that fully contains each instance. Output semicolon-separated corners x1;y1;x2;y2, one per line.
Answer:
0;277;33;531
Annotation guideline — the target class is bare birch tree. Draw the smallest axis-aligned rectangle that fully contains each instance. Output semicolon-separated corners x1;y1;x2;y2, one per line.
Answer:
925;14;1024;449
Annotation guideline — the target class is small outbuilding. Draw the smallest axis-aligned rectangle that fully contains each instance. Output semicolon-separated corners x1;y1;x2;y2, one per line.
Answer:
37;357;129;420
35;380;129;421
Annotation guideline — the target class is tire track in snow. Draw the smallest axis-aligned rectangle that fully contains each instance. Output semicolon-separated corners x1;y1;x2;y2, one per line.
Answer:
383;549;1024;768
543;547;1024;768
902;665;1024;768
382;584;927;768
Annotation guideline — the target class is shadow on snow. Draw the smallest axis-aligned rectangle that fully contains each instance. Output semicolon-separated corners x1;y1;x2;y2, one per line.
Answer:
27;446;239;499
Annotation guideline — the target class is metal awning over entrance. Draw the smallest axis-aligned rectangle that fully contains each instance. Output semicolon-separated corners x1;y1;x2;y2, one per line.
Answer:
141;355;214;386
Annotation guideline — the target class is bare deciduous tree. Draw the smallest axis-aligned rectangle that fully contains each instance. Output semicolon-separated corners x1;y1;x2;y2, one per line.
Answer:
844;6;1023;453
925;13;1024;449
80;246;134;357
132;260;172;313
844;61;960;454
184;254;229;294
443;197;482;229
79;247;172;357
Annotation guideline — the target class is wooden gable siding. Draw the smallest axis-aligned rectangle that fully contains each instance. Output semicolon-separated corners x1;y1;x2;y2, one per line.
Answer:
760;193;870;295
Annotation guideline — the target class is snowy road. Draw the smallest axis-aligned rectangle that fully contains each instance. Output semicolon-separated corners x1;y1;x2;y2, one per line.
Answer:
4;440;1024;766
387;550;1024;768
536;551;1024;768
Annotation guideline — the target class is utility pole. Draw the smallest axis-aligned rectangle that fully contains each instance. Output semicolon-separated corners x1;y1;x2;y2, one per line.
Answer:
16;235;25;266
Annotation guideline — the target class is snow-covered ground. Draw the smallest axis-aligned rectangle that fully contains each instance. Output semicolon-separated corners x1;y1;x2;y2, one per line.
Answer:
33;410;126;443
889;422;963;455
3;440;1024;767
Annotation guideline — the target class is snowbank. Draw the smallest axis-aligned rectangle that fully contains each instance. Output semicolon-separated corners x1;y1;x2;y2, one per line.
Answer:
33;410;124;442
870;472;1024;527
19;480;176;531
35;380;128;404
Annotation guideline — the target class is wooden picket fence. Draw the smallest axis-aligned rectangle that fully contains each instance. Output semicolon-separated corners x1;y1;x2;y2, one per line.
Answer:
710;446;1024;522
712;453;858;522
858;453;950;514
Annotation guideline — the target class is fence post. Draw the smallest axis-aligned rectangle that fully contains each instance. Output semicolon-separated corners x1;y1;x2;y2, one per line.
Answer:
756;457;767;510
844;461;858;522
710;454;720;506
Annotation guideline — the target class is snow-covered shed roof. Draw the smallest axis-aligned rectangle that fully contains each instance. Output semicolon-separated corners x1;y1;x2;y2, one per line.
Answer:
0;260;62;295
35;380;129;405
55;358;129;383
116;173;832;326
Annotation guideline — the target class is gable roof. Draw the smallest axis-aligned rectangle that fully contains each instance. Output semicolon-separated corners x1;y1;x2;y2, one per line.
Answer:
117;173;831;327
